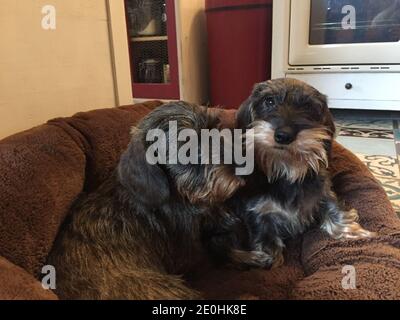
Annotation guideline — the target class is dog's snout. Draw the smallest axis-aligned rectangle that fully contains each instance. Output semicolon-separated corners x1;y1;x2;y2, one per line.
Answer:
274;127;295;145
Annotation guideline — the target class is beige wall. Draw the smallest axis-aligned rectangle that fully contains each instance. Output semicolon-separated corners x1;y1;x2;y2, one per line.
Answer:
0;0;128;139
176;0;208;104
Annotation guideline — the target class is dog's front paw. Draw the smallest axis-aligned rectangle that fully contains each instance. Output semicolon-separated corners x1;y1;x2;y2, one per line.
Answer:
231;249;284;269
270;250;284;269
231;249;274;268
322;209;377;240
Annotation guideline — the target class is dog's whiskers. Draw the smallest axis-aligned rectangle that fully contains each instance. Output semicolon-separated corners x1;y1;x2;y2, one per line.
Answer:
243;121;329;183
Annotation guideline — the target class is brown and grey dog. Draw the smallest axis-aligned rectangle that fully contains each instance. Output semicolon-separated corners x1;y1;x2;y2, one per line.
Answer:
228;78;376;269
48;101;245;300
48;79;375;299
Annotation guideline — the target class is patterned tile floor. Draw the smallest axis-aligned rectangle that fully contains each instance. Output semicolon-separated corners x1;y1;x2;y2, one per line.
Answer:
332;109;400;217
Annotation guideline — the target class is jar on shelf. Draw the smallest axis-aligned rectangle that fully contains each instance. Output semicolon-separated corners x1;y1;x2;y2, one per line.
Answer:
126;0;163;37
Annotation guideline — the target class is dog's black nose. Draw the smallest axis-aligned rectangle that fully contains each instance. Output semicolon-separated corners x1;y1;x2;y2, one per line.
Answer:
274;128;295;145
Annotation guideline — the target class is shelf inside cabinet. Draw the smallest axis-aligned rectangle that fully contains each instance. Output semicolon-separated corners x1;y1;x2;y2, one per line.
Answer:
131;36;168;42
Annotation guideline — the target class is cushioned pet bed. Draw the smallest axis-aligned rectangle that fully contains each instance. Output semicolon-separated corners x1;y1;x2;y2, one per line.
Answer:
0;101;399;300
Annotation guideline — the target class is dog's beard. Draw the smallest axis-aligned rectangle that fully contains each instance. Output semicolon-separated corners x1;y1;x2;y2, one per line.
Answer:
245;121;330;183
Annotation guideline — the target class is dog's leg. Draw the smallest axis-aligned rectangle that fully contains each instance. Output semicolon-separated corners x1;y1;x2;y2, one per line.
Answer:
234;212;286;269
320;196;376;239
230;237;284;270
206;230;278;269
203;211;279;269
230;248;279;269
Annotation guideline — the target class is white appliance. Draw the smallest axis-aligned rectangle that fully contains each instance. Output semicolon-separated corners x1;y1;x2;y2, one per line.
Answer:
272;0;400;110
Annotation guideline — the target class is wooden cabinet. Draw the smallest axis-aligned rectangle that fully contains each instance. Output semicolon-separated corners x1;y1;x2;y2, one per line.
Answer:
124;0;208;104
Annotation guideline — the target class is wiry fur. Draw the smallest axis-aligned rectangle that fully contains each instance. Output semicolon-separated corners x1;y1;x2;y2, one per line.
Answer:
230;78;376;269
47;101;244;300
247;121;330;183
47;80;376;298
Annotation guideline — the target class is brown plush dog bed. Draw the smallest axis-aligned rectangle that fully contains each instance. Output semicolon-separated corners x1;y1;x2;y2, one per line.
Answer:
0;101;399;300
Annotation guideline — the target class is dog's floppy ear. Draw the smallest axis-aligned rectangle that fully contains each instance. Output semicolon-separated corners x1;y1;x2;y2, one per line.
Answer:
319;94;336;138
118;130;170;207
315;93;336;158
236;98;254;129
236;82;269;129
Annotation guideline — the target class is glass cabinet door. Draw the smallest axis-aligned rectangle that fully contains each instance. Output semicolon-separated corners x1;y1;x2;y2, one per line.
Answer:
125;0;180;99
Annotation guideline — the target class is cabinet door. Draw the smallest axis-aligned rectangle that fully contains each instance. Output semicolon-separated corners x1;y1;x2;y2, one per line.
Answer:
125;0;180;99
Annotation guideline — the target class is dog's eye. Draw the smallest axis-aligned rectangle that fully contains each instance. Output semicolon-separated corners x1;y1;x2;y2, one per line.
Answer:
263;97;276;110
